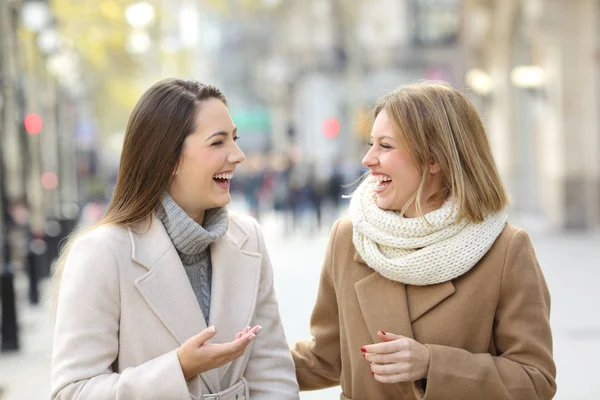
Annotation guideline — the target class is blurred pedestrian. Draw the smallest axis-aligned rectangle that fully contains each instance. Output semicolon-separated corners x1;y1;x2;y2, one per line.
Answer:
242;153;265;221
292;82;556;399
50;78;299;399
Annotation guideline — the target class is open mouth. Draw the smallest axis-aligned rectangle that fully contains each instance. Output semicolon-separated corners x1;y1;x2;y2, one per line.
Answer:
372;174;392;193
213;172;233;189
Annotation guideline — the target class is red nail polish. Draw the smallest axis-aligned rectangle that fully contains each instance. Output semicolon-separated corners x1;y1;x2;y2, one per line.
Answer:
381;331;386;335
362;354;365;358
360;347;366;353
371;372;375;376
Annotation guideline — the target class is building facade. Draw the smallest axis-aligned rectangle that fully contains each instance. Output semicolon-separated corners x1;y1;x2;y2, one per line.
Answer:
465;0;600;231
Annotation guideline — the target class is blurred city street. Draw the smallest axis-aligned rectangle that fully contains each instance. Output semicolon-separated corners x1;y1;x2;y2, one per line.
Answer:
0;203;599;399
1;0;599;399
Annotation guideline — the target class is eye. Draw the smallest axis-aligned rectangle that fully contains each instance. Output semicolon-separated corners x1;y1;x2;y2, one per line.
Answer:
211;141;224;147
233;136;240;142
367;141;374;147
381;143;392;149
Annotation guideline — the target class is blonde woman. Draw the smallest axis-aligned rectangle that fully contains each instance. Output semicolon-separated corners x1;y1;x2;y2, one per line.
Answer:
51;78;299;399
292;82;556;399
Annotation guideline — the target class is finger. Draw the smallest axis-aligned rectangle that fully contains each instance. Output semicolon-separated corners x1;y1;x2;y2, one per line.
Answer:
235;332;243;340
377;331;404;342
363;351;402;364
222;332;256;355
243;326;250;335
193;326;217;346
372;372;411;384
362;339;405;354
371;361;407;376
248;325;262;335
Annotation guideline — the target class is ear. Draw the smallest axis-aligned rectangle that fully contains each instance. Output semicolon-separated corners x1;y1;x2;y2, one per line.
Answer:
429;160;441;175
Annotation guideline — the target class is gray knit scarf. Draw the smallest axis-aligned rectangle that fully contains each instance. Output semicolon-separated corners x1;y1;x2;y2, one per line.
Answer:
156;194;229;324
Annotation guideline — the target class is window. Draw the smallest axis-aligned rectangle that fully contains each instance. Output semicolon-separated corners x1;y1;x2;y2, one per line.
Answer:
411;0;460;46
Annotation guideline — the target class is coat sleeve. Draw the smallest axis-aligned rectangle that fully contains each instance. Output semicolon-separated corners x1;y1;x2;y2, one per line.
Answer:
51;232;191;400
291;219;342;390
416;229;557;400
243;219;300;399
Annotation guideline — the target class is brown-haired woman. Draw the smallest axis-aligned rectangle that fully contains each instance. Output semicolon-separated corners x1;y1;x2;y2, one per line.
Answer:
292;82;556;399
50;78;299;399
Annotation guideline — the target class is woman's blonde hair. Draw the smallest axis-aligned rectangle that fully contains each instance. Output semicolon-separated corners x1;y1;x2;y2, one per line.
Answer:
373;81;508;223
51;78;228;298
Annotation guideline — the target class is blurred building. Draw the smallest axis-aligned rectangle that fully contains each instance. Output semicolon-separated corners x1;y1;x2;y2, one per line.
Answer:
258;0;465;162
205;0;600;232
464;0;600;231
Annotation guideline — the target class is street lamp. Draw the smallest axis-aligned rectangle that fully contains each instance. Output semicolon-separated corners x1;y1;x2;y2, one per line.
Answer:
466;68;493;96
126;30;152;55
125;2;155;28
511;65;545;89
20;0;50;33
37;27;60;54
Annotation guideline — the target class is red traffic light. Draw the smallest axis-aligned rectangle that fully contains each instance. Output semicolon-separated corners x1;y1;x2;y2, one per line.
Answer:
24;113;43;135
41;171;58;190
321;118;340;139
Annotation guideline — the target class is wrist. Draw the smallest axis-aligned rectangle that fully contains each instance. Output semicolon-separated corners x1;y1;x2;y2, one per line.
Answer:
177;347;193;380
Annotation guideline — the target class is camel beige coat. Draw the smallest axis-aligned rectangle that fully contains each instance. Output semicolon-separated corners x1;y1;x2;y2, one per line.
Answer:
51;214;299;399
292;218;556;400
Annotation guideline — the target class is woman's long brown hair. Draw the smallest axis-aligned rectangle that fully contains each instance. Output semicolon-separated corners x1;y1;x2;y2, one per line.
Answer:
52;78;227;294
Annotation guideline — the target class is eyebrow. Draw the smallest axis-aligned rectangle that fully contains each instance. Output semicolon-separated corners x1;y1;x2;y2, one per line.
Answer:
369;135;396;141
206;127;238;141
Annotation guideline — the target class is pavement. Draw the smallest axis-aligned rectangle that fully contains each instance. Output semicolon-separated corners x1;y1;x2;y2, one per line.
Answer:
1;206;599;399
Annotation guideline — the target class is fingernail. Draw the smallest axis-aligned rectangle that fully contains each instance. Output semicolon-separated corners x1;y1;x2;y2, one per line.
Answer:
248;333;256;341
381;331;386;335
360;347;366;353
371;372;375;376
256;326;263;333
209;326;216;333
362;354;365;358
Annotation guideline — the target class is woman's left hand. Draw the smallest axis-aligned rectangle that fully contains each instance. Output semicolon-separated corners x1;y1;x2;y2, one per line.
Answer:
361;331;430;383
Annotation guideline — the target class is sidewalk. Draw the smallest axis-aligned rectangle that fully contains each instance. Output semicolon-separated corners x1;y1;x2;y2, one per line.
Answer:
0;212;599;399
0;278;53;400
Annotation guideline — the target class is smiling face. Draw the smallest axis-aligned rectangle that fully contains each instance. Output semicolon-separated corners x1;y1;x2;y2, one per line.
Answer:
362;108;444;216
362;109;423;212
168;98;245;222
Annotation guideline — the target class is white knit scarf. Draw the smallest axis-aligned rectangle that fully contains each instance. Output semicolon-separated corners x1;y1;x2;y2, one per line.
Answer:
349;178;508;286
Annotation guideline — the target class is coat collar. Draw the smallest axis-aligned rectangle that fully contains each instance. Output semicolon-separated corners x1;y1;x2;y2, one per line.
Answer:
353;250;455;326
129;214;249;270
129;214;260;393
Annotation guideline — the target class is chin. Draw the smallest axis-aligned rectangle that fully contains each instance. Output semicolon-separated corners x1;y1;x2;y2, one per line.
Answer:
375;197;391;211
376;196;403;212
214;193;231;207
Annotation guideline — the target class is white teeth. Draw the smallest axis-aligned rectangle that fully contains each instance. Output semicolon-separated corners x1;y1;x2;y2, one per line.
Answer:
213;173;233;180
371;175;392;183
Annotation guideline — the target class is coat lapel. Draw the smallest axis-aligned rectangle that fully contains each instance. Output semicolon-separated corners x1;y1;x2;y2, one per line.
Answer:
130;215;220;393
354;248;415;343
353;250;455;334
208;217;262;378
406;281;455;322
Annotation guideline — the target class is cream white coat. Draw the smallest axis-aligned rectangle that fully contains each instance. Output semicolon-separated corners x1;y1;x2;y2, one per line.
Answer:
51;214;299;399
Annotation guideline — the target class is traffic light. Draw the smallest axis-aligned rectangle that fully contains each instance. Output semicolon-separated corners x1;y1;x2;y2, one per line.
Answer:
321;118;340;139
24;113;42;135
40;171;58;190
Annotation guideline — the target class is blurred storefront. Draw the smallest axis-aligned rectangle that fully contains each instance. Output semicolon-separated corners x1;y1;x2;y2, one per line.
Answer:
464;0;600;231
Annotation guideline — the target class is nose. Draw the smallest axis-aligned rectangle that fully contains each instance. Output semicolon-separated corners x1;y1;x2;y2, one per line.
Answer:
229;143;245;165
362;146;378;169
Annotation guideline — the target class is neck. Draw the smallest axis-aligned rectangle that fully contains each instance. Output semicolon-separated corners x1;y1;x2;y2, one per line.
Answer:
403;196;444;218
167;191;205;224
403;178;445;218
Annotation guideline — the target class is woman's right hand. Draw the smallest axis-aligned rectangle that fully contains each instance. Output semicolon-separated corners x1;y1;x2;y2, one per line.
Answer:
177;325;262;380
